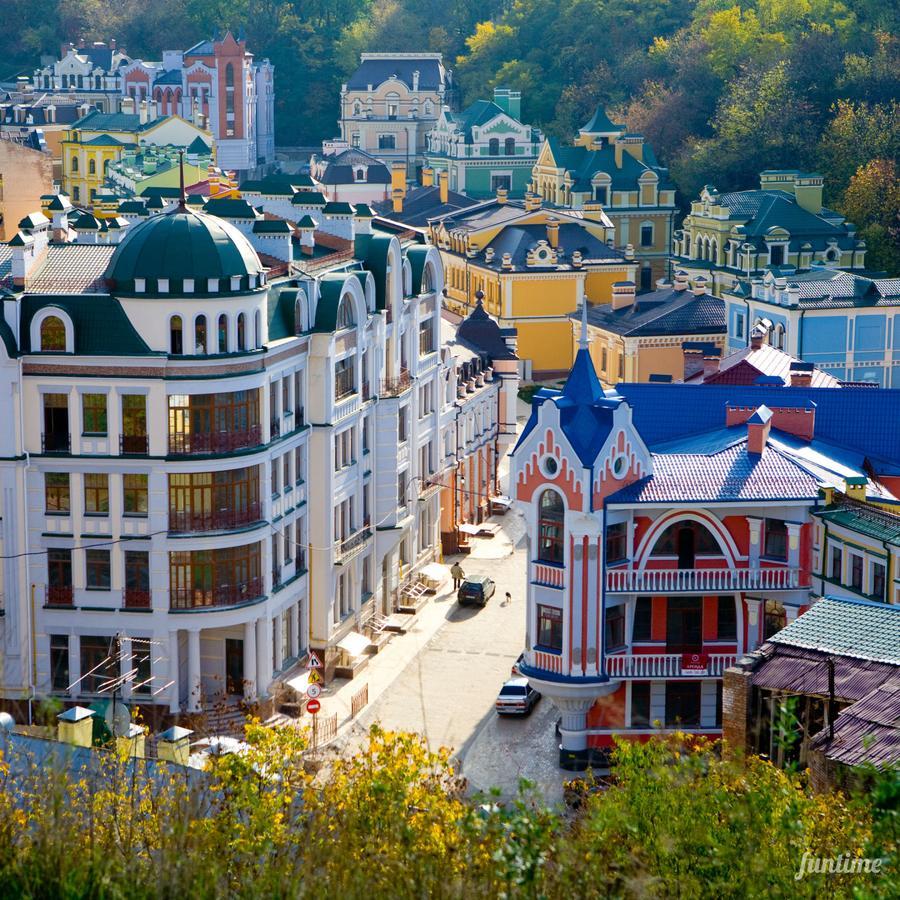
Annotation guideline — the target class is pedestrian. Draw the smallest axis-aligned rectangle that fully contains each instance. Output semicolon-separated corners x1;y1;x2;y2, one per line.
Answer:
450;562;464;589
504;591;512;606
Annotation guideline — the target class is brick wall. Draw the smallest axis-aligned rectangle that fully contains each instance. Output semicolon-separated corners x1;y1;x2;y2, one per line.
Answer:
722;664;753;758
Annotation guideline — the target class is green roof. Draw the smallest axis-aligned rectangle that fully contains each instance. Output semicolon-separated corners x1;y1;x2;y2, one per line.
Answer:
354;203;374;218
47;195;72;212
203;198;259;219
21;295;152;356
74;213;102;230
323;202;354;215
814;503;900;543
296;215;316;229
186;135;210;154
312;275;350;332
253;219;291;234
81;133;125;146
267;286;300;341
9;231;31;247
580;106;625;134
291;191;326;206
354;234;393;311
0;316;17;358
405;245;431;295
18;213;47;230
241;173;313;195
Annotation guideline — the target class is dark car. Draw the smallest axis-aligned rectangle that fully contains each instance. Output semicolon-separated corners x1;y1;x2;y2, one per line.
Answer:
457;575;495;607
495;677;541;716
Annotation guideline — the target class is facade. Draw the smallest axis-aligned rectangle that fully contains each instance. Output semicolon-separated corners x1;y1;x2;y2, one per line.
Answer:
576;271;726;386
425;88;542;199
308;147;392;204
723;267;900;386
337;54;452;177
104;138;214;198
673;171;868;298
510;324;900;769
0;92;82;179
724;597;900;787
0;135;53;240
530;107;676;289
29;34;274;173
431;194;636;377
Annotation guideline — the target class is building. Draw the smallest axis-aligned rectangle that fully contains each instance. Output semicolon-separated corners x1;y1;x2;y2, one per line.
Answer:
724;597;900;789
575;271;725;385
0;134;53;240
425;88;542;199
510;321;900;769
371;164;478;230
337;53;452;177
308;147;392;205
61;105;212;203
103;138;214;198
673;171;868;297
530;107;676;289
0;185;463;717
431;194;636;378
723;267;900;386
0;91;83;178
29;34;274;173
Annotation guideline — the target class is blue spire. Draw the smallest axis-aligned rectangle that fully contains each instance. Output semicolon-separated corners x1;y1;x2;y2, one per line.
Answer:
561;300;605;404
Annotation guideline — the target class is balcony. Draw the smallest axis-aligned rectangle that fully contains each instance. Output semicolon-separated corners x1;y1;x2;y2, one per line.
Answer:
46;585;74;606
418;477;443;501
380;368;412;398
123;588;151;609
270;417;281;440
336;526;372;565
42;432;70;454
168;425;262;456
532;562;565;589
119;433;149;456
170;576;264;611
169;502;262;534
606;566;806;594
605;653;738;679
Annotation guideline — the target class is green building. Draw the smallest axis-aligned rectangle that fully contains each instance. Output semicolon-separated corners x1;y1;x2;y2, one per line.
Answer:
425;88;542;199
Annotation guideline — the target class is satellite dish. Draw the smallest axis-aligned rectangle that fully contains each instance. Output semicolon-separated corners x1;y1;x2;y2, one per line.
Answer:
105;701;132;738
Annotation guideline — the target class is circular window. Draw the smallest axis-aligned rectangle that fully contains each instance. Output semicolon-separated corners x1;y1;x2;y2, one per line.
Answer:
541;455;559;478
612;454;628;478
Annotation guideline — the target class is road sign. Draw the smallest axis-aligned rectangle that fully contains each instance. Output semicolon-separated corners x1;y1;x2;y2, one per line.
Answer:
306;683;321;699
307;698;321;714
307;650;323;670
307;669;321;685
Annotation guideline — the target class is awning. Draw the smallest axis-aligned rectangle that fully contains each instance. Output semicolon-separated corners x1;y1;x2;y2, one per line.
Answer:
337;631;372;658
491;495;513;510
420;562;448;583
286;671;311;693
458;523;481;536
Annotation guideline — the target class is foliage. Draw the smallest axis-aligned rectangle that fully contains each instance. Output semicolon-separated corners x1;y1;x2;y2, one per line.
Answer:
0;725;897;898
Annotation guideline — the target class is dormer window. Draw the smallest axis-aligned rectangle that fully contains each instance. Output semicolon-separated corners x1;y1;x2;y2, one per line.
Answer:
231;276;241;291
134;278;146;293
183;278;194;293
158;278;169;293
207;278;219;292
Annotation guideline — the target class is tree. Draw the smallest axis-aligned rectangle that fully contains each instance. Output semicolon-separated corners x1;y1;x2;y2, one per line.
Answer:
840;159;900;274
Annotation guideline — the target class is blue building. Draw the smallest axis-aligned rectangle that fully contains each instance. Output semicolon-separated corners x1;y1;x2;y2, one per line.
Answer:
724;267;900;386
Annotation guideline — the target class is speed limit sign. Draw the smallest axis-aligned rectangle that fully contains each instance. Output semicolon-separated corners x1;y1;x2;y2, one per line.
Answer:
307;683;322;699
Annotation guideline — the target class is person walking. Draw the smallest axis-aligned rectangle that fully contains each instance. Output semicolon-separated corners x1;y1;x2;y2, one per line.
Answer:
450;562;465;589
504;591;512;606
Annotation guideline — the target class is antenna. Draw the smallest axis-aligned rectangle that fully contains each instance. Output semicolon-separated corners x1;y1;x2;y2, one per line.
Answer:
178;148;187;208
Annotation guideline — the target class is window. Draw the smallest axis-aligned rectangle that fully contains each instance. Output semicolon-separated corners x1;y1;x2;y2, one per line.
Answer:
195;315;207;354
169;542;263;609
218;314;228;353
666;597;702;651
640;224;653;247
50;634;69;692
88;158;96;175
378;134;396;150
504;137;515;156
131;639;152;694
71;156;79;173
490;174;511;193
398;406;409;442
397;470;408;509
169;466;260;532
651;522;718;560
770;245;785;266
237;313;246;350
537;604;563;652
631;682;651;727
351;133;360;148
44;473;70;514
334;357;355;400
606;522;627;563
47;548;72;601
294;446;304;484
488;138;499;156
665;681;701;727
764;599;786;639
167;390;261;455
43;392;69;452
850;554;863;591
336;295;355;330
124;550;150;609
605;605;626;650
594;185;608;204
40;316;67;351
170;316;183;355
633;597;652;642
717;596;737;640
122;395;146;439
85;549;111;590
830;545;842;582
537;489;565;564
123;473;148;516
80;635;116;693
82;393;107;435
735;315;744;339
872;562;886;600
226;63;234;87
418;319;434;355
764;519;788;560
386;92;399;117
84;473;109;515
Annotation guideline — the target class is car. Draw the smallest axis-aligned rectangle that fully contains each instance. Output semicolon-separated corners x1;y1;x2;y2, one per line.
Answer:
495;677;541;716
511;651;525;676
457;575;495;607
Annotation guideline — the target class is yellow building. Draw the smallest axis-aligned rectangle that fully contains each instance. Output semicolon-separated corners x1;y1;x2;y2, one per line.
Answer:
574;272;726;385
430;193;636;378
530;106;676;290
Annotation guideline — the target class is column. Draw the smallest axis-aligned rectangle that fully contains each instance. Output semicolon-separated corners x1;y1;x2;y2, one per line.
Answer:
290;601;300;659
243;619;257;701
746;518;762;569
168;630;180;713
256;616;271;698
787;522;802;575
556;697;595;753
744;598;762;652
187;629;201;713
274;611;284;673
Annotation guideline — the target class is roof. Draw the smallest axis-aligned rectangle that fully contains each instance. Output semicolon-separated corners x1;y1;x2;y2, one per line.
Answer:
371;185;478;228
455;299;517;361
291;191;326;207
769;597;900;665
23;244;115;293
314;149;391;185
478;222;623;271
580;106;625;134
544;136;673;193
267;285;300;341
581;288;725;338
702;343;842;387
71;110;146;133
80;133;125;146
346;55;446;92
202;198;259;219
186;135;209;154
814;502;900;544
240;173;314;195
312;275;349;333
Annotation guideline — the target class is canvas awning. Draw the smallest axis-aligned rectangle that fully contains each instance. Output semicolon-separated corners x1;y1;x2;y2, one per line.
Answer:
420;562;447;583
286;671;311;693
458;523;481;536
337;631;371;658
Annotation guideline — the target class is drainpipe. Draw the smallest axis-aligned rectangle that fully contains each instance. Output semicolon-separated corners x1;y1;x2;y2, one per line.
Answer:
18;356;34;723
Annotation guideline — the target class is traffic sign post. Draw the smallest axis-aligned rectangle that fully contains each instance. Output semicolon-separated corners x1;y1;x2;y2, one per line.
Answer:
305;650;325;754
306;698;321;714
306;650;323;669
306;683;321;699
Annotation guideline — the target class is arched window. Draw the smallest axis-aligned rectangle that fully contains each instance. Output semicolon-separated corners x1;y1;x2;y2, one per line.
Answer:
385;92;400;118
422;262;435;294
236;313;246;350
825;248;838;262
353;101;361;116
504;137;515;156
294;297;304;335
194;315;207;354
254;309;261;348
774;323;785;350
217;314;228;353
40;316;67;352
71;156;79;173
488;138;499;156
537;490;565;564
336;295;355;330
225;63;234;87
170;316;183;355
650;521;719;568
424;100;433;116
88;158;96;175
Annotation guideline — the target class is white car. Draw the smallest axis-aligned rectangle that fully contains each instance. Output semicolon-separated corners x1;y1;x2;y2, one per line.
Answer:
495;677;541;716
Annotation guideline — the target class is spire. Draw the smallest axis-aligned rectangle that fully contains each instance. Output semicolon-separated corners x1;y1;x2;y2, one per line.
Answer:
178;149;187;209
579;298;589;350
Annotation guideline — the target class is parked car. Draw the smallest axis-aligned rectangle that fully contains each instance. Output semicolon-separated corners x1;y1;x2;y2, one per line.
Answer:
495;677;541;716
511;652;525;676
457;575;495;606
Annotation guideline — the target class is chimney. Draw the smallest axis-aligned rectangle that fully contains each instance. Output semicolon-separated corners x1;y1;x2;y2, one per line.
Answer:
493;87;510;114
157;725;193;766
702;347;722;378
844;476;867;501
421;166;434;187
139;99;149;125
673;270;689;291
682;344;705;380
611;280;636;310
523;192;541;212
614;139;623;168
117;723;146;759
571;250;583;269
391;161;406;212
495;187;508;205
691;276;708;296
501;252;513;270
624;243;635;261
297;217;316;255
57;706;95;748
412;70;420;91
793;173;824;215
484;248;495;263
727;401;815;443
121;96;135;115
786;283;800;307
749;323;767;350
582;202;605;222
546;217;559;249
789;361;813;387
438;170;448;204
746;405;772;455
110;38;116;50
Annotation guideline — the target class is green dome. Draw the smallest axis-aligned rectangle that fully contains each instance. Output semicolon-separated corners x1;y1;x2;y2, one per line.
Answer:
105;208;264;296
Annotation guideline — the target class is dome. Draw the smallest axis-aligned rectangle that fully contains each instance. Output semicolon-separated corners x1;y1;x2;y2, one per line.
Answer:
105;207;264;296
